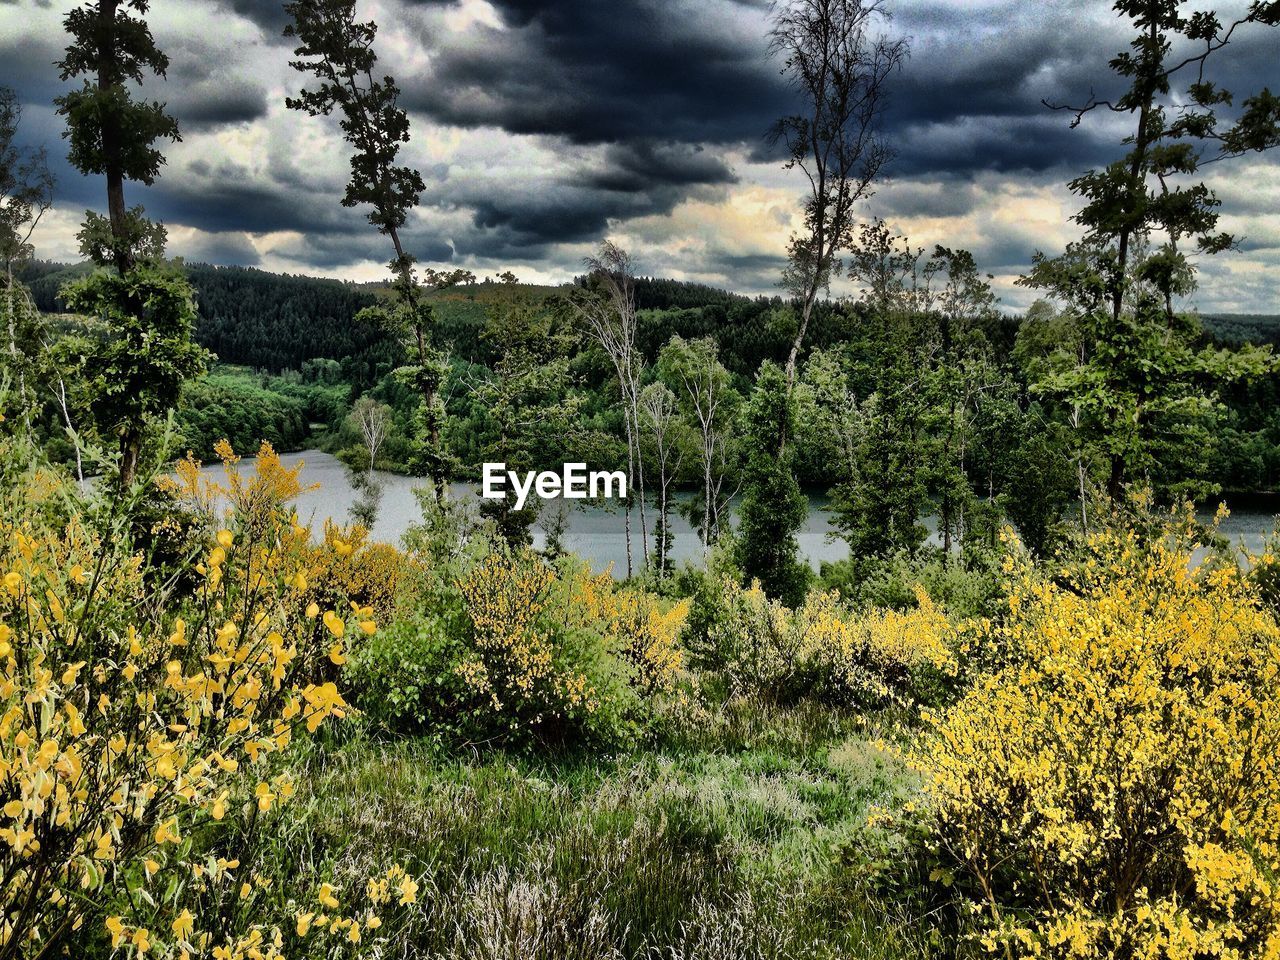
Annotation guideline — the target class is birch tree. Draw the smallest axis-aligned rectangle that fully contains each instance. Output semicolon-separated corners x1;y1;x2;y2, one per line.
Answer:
572;241;647;576
639;381;683;578
659;336;737;554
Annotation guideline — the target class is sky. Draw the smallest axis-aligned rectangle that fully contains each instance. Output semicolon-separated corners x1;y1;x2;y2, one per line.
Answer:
1;0;1278;313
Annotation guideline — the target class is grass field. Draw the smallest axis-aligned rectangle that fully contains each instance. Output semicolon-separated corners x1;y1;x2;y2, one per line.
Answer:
284;701;934;959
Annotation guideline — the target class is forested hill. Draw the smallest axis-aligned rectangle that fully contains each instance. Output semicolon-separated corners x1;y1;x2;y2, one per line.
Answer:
22;262;398;388
1202;314;1280;347
20;260;1277;375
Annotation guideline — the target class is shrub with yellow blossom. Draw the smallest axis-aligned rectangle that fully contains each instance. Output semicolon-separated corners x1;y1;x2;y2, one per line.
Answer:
703;579;958;707
0;427;418;958
347;549;689;746
914;513;1280;958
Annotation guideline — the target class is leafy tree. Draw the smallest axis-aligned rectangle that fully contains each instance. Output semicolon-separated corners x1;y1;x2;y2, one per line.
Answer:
54;0;179;275
658;336;739;553
736;361;810;605
1;87;55;426
466;297;587;548
54;0;204;486
0;89;53;275
769;0;907;387
1026;0;1280;499
285;0;454;498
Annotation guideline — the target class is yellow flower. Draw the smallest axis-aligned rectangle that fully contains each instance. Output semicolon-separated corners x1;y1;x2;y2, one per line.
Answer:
398;873;419;905
171;909;194;939
106;916;126;948
254;782;275;812
322;610;345;639
318;883;339;909
216;529;234;549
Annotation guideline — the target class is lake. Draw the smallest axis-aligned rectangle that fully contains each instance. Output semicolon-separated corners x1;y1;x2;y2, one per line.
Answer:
199;450;1280;575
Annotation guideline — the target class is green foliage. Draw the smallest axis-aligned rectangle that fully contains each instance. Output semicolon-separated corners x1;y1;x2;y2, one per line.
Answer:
176;367;312;459
0;88;53;273
736;361;810;605
1023;1;1280;500
59;264;207;462
819;549;1005;622
345;594;476;741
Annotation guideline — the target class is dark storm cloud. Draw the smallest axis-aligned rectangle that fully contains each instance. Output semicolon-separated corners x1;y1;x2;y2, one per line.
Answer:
272;228;455;271
216;0;292;37
450;171;733;257
400;0;792;148
144;155;360;237
176;230;263;266
585;141;737;194
152;36;270;129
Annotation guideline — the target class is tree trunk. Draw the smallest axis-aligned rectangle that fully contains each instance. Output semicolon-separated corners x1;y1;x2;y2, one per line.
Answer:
96;0;133;275
389;225;446;503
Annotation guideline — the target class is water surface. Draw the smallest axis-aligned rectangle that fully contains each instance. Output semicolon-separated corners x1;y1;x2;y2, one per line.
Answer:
198;450;1279;575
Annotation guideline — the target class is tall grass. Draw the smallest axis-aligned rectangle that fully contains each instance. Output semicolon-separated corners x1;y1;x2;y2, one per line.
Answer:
276;700;935;959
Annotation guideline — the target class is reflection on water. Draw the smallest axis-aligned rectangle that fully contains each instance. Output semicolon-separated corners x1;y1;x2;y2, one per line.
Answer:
199;450;1280;576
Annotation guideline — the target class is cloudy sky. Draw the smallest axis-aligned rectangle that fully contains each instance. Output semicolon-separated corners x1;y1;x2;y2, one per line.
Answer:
2;0;1278;312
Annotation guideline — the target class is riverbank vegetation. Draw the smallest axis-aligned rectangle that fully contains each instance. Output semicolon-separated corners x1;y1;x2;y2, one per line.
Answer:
3;0;1280;956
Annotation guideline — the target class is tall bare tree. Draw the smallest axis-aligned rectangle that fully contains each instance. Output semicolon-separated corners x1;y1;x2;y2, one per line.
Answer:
573;241;648;576
770;0;907;388
640;381;683;579
350;395;390;474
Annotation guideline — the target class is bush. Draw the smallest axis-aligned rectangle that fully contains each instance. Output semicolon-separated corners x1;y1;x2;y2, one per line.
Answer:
699;580;958;708
0;426;418;957
346;550;689;748
820;548;1005;621
914;513;1280;957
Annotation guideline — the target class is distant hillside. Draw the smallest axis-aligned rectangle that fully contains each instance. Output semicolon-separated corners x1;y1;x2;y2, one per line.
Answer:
1202;314;1280;347
21;261;398;389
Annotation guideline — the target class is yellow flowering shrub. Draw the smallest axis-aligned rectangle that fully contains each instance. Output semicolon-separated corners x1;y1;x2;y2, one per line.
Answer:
556;562;688;694
170;443;406;621
914;517;1280;958
0;428;418;958
704;579;958;706
449;552;689;744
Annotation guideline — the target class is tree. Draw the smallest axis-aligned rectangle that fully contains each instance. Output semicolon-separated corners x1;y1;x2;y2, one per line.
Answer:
54;0;204;486
1027;0;1280;498
54;0;179;276
1;87;55;426
468;297;586;548
658;336;738;554
572;241;647;576
736;361;810;604
284;0;454;500
0;89;53;276
350;395;391;473
639;381;683;579
769;0;907;388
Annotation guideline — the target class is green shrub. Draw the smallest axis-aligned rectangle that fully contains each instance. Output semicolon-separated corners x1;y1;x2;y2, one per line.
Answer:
696;580;959;709
348;549;689;749
820;549;1005;620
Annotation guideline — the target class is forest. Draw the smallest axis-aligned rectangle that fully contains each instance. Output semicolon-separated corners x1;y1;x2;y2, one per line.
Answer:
2;0;1280;959
17;254;1280;569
